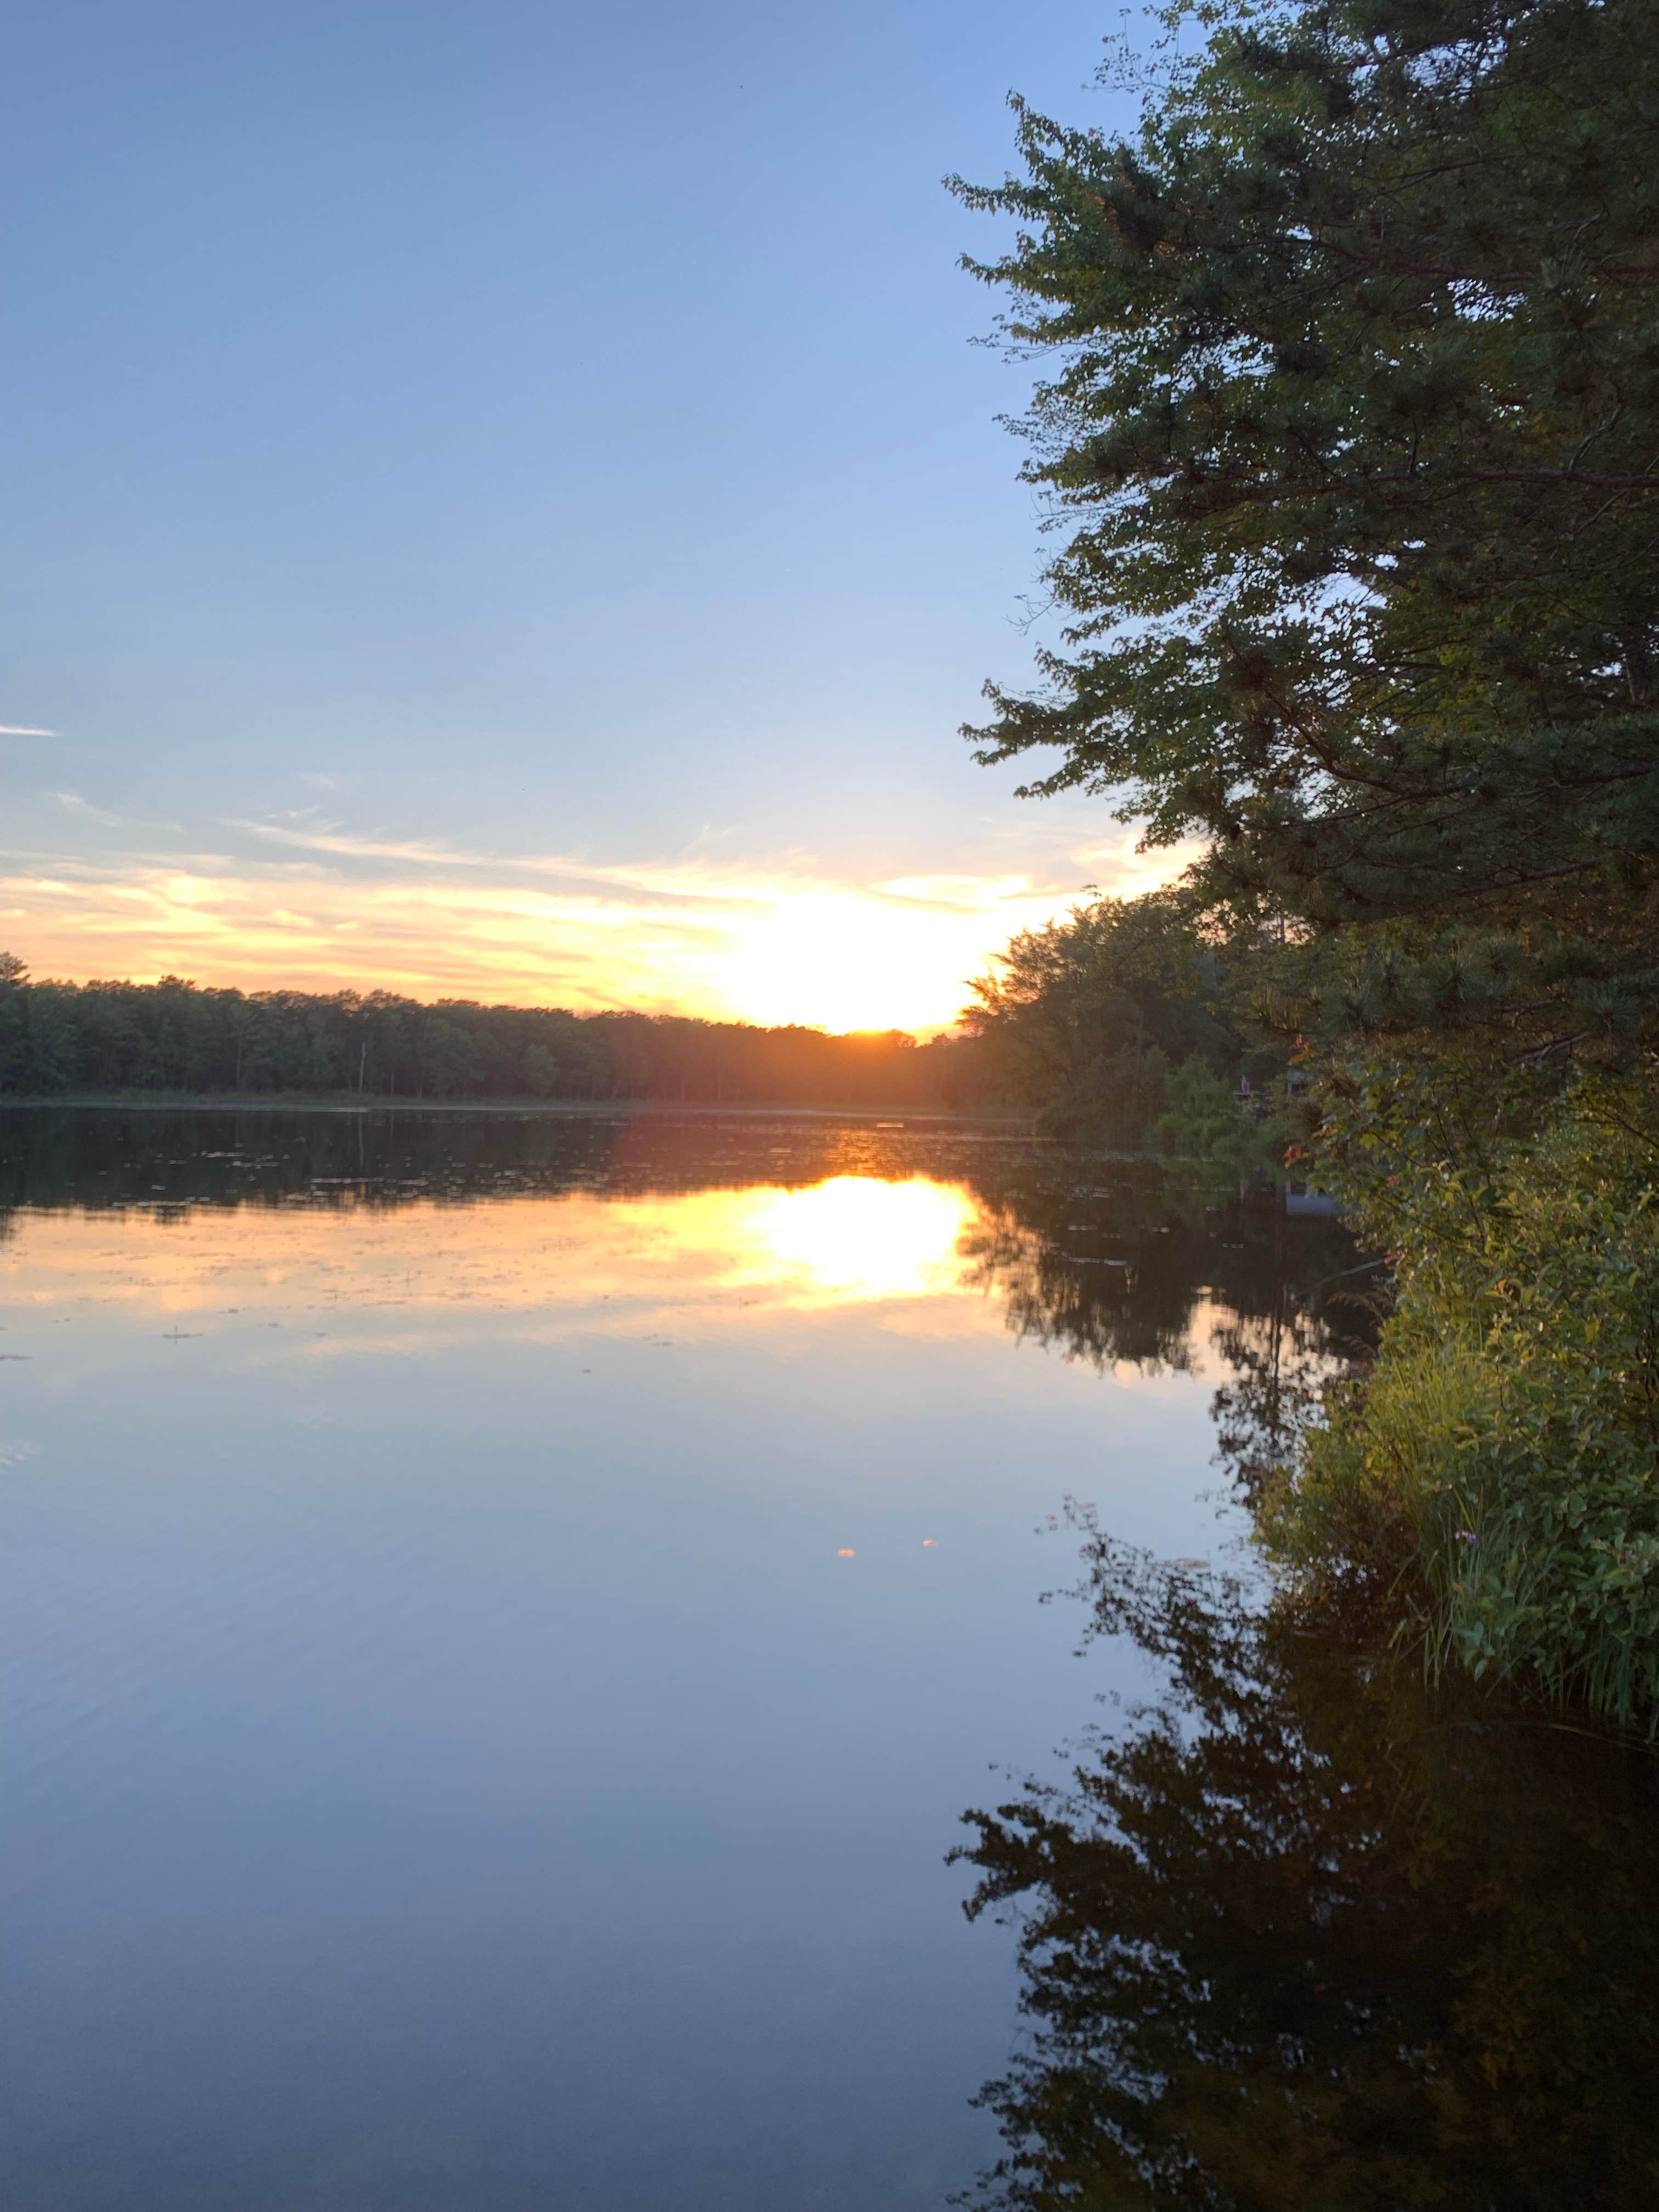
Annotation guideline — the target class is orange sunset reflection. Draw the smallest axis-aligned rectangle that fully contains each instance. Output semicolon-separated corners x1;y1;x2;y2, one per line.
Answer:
746;1177;974;1302
0;1175;982;1338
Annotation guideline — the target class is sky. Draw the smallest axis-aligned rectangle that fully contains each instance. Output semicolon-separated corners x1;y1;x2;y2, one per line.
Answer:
0;0;1175;1033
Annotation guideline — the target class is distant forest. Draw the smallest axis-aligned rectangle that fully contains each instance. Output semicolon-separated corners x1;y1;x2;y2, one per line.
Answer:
0;958;998;1110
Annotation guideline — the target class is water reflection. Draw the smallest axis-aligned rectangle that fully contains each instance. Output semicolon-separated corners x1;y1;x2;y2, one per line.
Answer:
0;1104;1035;1217
954;1523;1659;2211
20;1109;1623;2211
956;1171;1368;1503
0;1107;1372;2212
750;1176;975;1302
0;1175;980;1329
0;1105;1364;1368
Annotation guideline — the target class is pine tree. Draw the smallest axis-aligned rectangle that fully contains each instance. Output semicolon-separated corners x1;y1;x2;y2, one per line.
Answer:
952;0;1659;1054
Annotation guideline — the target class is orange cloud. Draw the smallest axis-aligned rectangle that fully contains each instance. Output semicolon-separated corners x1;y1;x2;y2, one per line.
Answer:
0;829;1194;1032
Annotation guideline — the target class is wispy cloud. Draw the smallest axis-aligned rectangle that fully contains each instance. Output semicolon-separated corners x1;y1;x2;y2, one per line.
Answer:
229;819;495;868
48;791;127;828
0;724;57;738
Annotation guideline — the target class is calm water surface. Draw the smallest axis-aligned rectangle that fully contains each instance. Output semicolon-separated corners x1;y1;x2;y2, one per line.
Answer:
7;1108;1646;2210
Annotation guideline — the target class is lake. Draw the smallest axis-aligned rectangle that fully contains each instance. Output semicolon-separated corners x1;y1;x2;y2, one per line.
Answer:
8;1107;1653;2210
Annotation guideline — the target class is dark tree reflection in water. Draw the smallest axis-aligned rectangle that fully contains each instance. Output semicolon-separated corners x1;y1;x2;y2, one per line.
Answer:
952;1528;1659;2210
957;1167;1373;1502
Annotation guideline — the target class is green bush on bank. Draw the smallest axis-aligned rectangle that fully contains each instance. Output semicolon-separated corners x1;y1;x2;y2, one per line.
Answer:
1267;1081;1659;1730
1030;1043;1288;1170
1152;1054;1283;1173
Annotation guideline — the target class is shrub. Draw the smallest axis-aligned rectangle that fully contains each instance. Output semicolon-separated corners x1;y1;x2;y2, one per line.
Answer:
1268;1083;1659;1730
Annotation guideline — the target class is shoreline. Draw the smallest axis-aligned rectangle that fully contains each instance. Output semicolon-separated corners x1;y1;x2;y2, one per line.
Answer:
0;1091;1039;1131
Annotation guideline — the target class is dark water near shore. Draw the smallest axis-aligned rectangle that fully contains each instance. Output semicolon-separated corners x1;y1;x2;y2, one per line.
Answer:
3;1109;1655;2210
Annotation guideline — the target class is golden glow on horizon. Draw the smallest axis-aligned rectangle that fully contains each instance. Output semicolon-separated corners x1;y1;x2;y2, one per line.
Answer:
0;831;1195;1032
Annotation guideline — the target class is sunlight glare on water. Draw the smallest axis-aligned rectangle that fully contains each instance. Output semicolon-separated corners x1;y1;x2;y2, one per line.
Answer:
0;1173;978;1333
741;1175;975;1302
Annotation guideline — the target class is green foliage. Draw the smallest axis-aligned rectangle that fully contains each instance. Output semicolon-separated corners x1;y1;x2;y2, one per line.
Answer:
962;890;1282;1152
1152;1054;1280;1171
1270;1076;1659;1728
952;0;1659;1052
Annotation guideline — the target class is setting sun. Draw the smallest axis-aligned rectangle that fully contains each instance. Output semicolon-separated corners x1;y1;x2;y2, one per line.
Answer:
724;892;960;1032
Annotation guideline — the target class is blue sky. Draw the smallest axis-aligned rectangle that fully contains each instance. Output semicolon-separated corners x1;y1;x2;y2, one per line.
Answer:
0;0;1171;1028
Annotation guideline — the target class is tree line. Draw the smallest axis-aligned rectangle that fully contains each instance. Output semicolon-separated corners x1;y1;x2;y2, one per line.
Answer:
0;955;998;1110
0;906;1284;1148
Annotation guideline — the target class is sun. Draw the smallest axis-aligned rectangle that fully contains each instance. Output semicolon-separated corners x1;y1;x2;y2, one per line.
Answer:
721;892;979;1035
